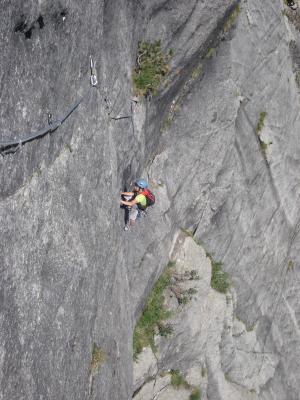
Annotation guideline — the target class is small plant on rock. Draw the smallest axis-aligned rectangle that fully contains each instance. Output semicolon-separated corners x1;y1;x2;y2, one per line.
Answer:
256;111;267;133
255;111;272;156
210;261;230;294
189;270;200;280
133;263;174;359
223;4;241;33
133;40;172;96
190;388;201;400
170;369;190;389
179;287;198;305
184;270;200;280
158;322;173;337
90;343;106;375
288;260;294;271
205;47;216;59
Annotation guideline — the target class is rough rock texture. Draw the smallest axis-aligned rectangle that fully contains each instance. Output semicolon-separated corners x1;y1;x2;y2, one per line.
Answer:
1;0;300;400
133;234;277;400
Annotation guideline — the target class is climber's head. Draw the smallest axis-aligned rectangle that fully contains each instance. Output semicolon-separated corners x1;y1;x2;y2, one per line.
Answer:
134;179;148;192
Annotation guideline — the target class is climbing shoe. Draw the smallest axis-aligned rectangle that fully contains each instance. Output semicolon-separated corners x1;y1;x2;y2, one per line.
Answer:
287;0;297;10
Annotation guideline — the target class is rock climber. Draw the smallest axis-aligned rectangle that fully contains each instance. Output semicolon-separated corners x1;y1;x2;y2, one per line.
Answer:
120;179;155;231
287;0;297;10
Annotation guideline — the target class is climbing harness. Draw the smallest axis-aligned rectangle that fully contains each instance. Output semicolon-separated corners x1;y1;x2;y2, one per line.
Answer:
0;56;98;156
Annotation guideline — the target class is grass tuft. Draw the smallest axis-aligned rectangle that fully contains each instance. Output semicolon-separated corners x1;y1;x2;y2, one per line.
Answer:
224;4;241;33
133;41;172;97
210;261;230;294
191;64;203;79
170;370;190;389
205;48;216;59
133;263;174;359
90;344;106;375
190;388;201;400
256;111;267;133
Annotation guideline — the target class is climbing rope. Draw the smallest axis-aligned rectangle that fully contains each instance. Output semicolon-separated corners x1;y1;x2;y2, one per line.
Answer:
0;56;98;155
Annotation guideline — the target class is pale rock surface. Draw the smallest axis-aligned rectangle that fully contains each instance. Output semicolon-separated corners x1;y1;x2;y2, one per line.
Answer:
134;374;191;400
133;346;157;393
133;234;280;400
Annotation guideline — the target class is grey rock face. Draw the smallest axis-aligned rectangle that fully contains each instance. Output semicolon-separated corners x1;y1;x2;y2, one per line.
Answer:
133;234;276;400
1;0;300;399
146;1;300;398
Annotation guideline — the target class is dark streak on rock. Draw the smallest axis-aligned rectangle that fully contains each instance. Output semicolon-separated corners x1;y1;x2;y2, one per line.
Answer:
14;14;45;39
37;15;45;30
24;26;35;39
14;17;27;33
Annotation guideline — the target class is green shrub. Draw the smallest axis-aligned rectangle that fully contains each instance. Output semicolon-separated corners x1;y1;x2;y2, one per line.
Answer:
179;295;190;305
133;41;172;96
170;370;189;389
179;287;198;305
133;263;174;359
211;261;230;294
158;323;173;337
190;388;201;400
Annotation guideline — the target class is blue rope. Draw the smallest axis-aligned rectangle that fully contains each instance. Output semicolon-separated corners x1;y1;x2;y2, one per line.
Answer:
0;89;92;153
0;56;98;154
